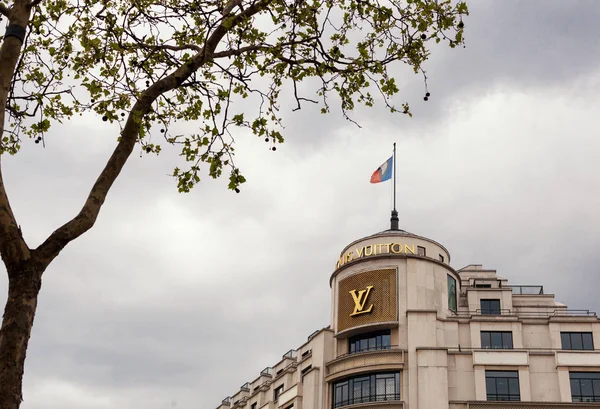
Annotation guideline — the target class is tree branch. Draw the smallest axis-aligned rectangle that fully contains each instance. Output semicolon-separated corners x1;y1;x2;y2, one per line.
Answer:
27;0;43;8
0;3;9;17
34;0;274;265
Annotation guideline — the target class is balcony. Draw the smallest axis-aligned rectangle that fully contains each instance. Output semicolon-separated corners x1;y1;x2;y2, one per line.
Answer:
452;309;597;319
325;347;405;381
334;395;404;409
450;402;600;409
506;285;544;295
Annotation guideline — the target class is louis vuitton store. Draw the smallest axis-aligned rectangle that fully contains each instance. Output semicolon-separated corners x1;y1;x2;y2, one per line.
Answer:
216;227;600;409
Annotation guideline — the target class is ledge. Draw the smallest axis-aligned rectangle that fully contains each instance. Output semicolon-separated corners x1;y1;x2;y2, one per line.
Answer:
325;348;405;381
334;400;404;409
473;350;529;366
450;401;600;409
556;351;600;367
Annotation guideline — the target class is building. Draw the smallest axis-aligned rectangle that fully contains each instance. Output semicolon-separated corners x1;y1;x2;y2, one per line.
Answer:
215;219;600;409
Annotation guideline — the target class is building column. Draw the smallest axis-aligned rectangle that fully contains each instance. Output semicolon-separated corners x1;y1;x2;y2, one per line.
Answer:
557;367;572;402
473;367;486;401
518;366;531;401
417;349;449;409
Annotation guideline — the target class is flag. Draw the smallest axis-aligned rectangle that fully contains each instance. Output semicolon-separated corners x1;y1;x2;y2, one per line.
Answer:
370;156;393;183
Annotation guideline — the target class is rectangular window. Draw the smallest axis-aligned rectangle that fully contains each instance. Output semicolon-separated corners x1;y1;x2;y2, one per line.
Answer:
562;332;594;350
486;370;520;401
480;299;501;315
570;372;600;402
349;330;391;354
447;275;457;312
301;365;312;376
417;246;426;256
332;372;400;408
251;403;257;409
475;283;492;288
481;331;513;349
274;385;284;401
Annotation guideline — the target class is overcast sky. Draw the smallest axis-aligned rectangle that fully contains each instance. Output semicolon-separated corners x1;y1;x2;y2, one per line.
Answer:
2;1;600;408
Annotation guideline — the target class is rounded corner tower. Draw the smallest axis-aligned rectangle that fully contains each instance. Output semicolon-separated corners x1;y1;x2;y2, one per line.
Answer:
327;223;460;409
330;226;459;337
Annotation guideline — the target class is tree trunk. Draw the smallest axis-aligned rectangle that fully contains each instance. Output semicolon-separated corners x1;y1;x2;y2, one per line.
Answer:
0;261;43;409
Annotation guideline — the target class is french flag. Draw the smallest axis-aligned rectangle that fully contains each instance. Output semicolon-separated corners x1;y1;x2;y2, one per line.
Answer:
370;156;393;184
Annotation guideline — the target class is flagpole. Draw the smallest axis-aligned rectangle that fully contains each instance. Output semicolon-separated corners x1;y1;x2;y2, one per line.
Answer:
390;142;399;230
393;142;396;212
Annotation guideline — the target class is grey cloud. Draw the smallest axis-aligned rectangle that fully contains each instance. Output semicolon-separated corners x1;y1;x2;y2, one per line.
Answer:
1;1;599;409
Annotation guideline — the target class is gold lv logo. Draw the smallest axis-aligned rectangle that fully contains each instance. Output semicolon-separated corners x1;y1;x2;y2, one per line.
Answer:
349;286;374;316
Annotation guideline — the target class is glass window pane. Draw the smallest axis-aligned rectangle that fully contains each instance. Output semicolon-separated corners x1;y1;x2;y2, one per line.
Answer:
593;379;600;396
386;378;395;394
486;378;496;395
572;334;584;350
491;332;502;348
368;337;376;350
496;378;508;395
376;378;385;395
561;333;571;349
581;379;594;396
571;378;581;397
360;339;368;351
382;334;391;348
584;333;594;350
504;333;514;349
508;378;520;395
491;300;500;314
481;332;491;348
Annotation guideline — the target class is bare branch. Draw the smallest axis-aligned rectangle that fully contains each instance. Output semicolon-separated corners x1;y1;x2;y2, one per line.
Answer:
27;0;43;8
0;3;9;18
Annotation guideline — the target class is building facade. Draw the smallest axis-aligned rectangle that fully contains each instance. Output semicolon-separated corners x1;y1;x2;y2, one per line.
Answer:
215;227;600;409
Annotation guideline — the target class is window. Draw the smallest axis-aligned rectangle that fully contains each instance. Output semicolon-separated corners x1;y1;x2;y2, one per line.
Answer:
301;365;312;376
251;404;257;409
439;254;444;262
284;405;294;409
570;372;600;402
475;283;492;288
447;275;457;312
301;349;312;358
562;332;594;350
349;330;391;354
417;246;426;256
481;331;513;349
274;384;284;401
332;372;400;408
486;370;520;401
480;299;501;315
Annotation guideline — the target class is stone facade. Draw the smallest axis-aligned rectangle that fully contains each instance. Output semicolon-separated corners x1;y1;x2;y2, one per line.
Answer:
215;229;600;409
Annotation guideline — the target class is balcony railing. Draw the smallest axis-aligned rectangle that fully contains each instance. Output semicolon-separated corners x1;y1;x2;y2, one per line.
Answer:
334;393;401;408
326;347;405;379
452;309;597;318
506;285;544;295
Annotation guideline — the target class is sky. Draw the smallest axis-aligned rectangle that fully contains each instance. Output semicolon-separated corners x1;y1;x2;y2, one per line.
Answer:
2;0;600;408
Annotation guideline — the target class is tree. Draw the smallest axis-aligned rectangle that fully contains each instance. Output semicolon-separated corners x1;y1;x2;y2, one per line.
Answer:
0;0;467;407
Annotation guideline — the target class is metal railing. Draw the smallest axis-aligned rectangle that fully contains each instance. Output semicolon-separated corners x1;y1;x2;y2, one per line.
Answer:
335;345;398;360
334;393;401;408
506;285;544;295
453;309;597;318
260;367;274;376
